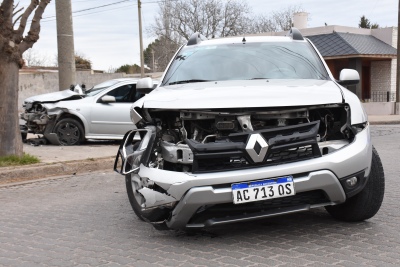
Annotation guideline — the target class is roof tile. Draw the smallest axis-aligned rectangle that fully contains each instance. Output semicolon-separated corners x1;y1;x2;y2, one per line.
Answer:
307;32;396;57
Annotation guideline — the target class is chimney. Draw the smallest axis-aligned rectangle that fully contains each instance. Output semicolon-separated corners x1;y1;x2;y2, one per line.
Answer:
293;12;308;29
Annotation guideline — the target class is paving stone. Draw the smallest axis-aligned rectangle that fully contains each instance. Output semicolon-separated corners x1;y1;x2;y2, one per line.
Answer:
0;126;398;266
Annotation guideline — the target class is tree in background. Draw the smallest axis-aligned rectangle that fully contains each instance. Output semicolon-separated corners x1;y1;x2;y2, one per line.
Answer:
143;37;179;72
115;64;147;74
0;0;51;157
149;1;304;71
250;5;304;34
151;0;251;41
51;52;92;70
143;40;156;70
359;15;379;29
23;50;91;69
23;48;50;67
75;53;91;70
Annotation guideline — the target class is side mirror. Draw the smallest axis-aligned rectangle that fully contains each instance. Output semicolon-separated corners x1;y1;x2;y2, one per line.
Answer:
338;69;360;86
136;77;154;94
100;95;116;103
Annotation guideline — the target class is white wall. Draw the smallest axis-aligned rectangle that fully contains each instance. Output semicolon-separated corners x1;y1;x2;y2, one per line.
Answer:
363;102;395;115
372;27;397;47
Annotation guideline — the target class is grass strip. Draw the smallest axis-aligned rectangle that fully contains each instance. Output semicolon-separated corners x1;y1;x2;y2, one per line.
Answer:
0;153;40;167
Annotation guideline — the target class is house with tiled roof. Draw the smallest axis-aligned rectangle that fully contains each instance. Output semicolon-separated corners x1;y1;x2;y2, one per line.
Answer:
305;26;397;115
260;13;398;115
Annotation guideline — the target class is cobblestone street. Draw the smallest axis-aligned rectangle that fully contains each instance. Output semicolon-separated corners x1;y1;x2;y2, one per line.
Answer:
0;125;399;267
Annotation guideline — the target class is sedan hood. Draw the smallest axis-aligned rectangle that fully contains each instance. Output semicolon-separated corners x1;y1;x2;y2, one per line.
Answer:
141;79;343;109
24;89;83;104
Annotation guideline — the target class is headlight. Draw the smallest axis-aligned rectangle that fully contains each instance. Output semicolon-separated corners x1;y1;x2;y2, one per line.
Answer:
115;127;155;175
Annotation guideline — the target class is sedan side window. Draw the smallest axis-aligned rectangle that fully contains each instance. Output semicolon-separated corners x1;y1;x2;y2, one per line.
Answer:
104;84;137;103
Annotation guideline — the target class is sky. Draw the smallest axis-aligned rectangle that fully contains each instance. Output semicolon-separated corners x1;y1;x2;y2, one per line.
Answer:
17;0;398;71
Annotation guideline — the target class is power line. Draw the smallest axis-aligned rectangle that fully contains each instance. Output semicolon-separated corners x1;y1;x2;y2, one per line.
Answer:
42;0;132;19
41;4;135;22
38;0;170;23
24;0;179;26
73;0;113;3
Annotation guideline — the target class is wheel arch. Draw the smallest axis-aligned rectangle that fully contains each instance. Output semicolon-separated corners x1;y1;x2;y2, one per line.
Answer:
56;110;88;137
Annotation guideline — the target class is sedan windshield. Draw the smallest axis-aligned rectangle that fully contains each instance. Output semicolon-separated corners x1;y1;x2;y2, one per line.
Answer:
162;42;329;86
85;80;120;96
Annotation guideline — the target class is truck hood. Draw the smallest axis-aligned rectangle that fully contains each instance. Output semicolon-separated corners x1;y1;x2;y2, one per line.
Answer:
24;89;84;104
141;79;343;109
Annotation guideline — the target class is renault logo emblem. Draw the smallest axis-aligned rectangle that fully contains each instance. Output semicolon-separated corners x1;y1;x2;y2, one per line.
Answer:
246;134;268;163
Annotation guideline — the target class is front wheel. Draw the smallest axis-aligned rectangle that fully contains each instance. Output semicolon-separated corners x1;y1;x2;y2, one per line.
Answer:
54;118;84;146
325;146;385;221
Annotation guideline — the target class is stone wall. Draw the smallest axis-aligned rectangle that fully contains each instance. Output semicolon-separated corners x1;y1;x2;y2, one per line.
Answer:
370;60;393;93
390;59;397;93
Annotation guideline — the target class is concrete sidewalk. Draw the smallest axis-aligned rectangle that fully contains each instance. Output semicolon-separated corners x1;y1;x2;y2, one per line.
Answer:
368;115;400;125
1;115;399;185
0;141;119;185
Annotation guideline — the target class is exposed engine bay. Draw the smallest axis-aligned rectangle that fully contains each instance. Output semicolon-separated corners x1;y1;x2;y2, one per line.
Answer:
20;102;67;145
21;102;52;134
122;104;364;175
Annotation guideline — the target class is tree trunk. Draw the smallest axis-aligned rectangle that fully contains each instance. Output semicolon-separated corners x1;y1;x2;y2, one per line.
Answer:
0;56;23;157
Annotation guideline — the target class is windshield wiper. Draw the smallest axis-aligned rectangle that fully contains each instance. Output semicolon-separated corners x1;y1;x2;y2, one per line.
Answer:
169;79;211;85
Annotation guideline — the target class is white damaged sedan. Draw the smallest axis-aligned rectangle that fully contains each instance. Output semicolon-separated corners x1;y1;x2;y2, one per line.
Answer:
20;78;156;145
115;29;384;230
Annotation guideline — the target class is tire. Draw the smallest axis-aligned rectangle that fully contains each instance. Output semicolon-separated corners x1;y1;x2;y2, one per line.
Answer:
125;173;170;222
325;146;385;221
21;132;27;143
54;118;84;146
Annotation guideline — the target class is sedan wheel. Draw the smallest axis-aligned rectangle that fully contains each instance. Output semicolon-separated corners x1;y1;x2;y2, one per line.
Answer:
54;118;84;146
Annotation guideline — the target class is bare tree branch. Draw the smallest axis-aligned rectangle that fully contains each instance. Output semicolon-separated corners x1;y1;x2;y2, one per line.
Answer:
148;0;304;70
248;5;303;34
272;5;303;31
19;0;50;53
12;12;23;28
13;6;23;17
11;1;23;28
152;0;250;41
23;47;50;66
0;0;15;31
13;0;39;42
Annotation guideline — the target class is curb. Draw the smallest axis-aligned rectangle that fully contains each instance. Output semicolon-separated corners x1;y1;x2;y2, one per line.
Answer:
369;121;400;125
0;157;115;185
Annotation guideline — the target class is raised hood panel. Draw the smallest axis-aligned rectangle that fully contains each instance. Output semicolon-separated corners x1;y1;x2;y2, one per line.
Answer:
24;89;83;103
142;80;343;109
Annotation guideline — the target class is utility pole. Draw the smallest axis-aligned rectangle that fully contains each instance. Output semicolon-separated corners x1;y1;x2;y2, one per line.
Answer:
396;0;400;111
55;0;76;90
138;0;145;78
152;49;155;72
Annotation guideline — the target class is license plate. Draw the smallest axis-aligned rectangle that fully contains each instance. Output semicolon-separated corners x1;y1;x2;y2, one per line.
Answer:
232;176;295;204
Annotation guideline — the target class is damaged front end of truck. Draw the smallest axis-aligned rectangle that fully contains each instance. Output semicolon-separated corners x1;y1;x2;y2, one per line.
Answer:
115;98;370;230
114;30;383;230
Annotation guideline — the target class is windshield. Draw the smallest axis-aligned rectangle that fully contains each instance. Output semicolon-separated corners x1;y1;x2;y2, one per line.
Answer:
85;80;120;96
162;42;329;86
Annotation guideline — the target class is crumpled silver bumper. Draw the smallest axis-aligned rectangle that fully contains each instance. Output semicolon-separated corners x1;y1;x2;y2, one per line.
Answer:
117;125;372;229
167;170;344;229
